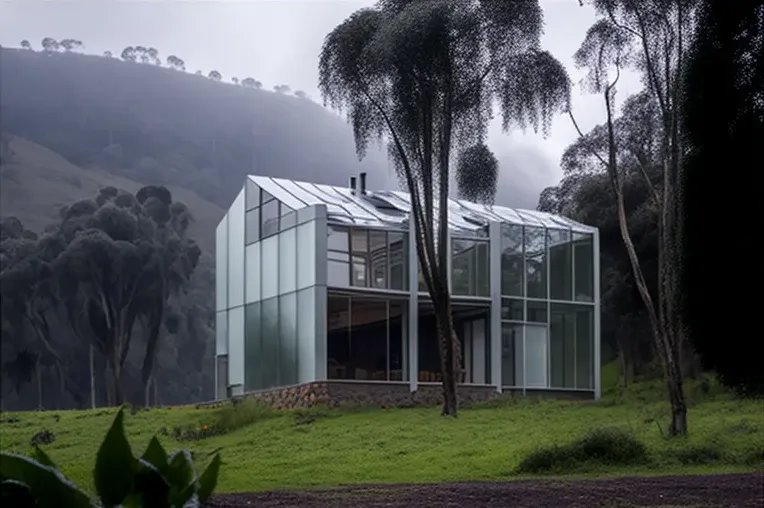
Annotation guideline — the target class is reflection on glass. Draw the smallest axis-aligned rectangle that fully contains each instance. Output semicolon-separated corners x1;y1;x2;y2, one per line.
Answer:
526;300;548;323
278;293;298;386
525;227;547;298
550;304;576;388
501;224;524;297
244;302;261;391
369;230;387;288
327;295;350;379
452;239;490;297
328;226;349;252
573;233;594;302
261;199;280;238
548;229;572;301
501;298;523;321
260;297;279;389
575;307;593;389
388;232;407;290
389;301;405;380
296;288;315;383
245;209;260;245
328;226;350;287
352;254;368;287
502;323;522;387
261;236;279;300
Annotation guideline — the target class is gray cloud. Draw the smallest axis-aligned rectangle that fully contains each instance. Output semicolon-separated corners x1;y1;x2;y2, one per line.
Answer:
0;0;644;210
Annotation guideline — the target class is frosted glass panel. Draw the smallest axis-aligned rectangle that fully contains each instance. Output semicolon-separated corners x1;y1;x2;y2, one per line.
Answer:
215;215;228;311
297;221;316;289
245;243;261;304
215;311;228;355
261;235;279;299
297;288;316;383
279;293;298;386
261;297;280;389
244;302;261;391
228;306;245;387
227;188;246;308
525;325;548;388
279;228;297;294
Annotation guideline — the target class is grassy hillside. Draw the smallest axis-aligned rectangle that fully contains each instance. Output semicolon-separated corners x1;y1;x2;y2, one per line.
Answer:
0;135;223;251
1;380;762;493
0;47;392;244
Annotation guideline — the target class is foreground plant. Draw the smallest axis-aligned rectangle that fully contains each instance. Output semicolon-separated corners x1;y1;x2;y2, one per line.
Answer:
0;408;221;507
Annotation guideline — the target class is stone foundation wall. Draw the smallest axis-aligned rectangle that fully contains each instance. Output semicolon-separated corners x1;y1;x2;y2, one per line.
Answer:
196;381;500;410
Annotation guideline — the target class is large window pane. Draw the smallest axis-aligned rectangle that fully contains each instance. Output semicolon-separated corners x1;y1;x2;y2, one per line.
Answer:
369;230;387;289
388;232;407;290
476;242;490;296
548;229;572;301
279;228;297;294
261;236;279;299
389;301;405;381
525;325;548;388
244;302;261;391
297;288;316;383
576;307;593;389
452;239;489;297
245;243;260;304
261;198;280;238
328;226;349;251
525;227;547;299
501;298;523;321
502;323;522;387
550;304;576;388
351;230;369;287
526;301;548;323
328;226;350;287
216;310;228;355
260;297;279;389
349;299;389;380
501;224;524;297
296;221;315;290
215;216;228;310
278;293;298;386
574;233;594;302
327;295;350;379
245;179;259;210
227;189;245;308
228;306;245;387
245;208;260;245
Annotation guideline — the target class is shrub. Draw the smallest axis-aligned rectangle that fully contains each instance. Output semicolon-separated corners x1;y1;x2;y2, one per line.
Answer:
177;398;274;441
0;408;221;507
29;430;55;447
663;443;723;465
515;428;649;474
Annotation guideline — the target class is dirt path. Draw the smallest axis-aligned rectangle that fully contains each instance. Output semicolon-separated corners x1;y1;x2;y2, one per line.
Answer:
210;473;763;508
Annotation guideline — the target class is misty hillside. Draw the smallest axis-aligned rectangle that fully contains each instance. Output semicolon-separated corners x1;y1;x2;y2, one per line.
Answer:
0;47;392;247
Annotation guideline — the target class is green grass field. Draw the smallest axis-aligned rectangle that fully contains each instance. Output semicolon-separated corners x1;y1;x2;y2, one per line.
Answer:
1;369;762;494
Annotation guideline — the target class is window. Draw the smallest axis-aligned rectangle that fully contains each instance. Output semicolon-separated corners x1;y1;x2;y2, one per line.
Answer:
328;226;350;287
501;298;523;321
244;302;261;391
452;238;489;297
548;229;573;301
245;208;259;245
369;230;387;289
260;297;280;389
526;300;547;323
573;233;594;302
351;230;369;287
246;180;260;211
388;232;407;290
525;227;547;298
501;323;522;387
501;224;524;297
261;198;280;238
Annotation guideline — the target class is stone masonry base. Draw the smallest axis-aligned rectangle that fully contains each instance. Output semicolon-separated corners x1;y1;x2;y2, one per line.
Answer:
196;381;594;410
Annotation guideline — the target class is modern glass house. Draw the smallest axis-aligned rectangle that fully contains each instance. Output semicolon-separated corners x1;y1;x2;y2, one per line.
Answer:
215;175;601;402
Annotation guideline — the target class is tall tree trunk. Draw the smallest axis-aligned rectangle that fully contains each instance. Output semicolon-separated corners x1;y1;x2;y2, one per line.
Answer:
435;296;458;416
144;374;152;408
36;358;43;411
109;349;123;406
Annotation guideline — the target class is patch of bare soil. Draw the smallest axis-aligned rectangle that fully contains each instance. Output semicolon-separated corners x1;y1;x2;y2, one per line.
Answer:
209;473;764;508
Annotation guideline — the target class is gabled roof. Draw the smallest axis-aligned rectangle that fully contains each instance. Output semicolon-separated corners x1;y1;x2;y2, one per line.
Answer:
248;175;596;234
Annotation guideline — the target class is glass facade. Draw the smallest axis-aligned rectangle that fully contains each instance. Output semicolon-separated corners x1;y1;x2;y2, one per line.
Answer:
216;176;600;399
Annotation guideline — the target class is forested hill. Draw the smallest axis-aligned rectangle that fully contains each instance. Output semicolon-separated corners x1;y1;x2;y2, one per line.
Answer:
0;46;391;244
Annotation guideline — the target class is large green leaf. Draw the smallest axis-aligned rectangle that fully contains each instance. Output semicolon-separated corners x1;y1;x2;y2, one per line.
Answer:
30;446;56;469
1;479;37;508
141;437;169;474
0;452;92;508
165;450;196;507
123;459;171;508
93;409;135;507
196;454;221;504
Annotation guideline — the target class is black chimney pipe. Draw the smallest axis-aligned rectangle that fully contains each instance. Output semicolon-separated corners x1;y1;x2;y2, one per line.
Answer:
359;172;367;195
349;176;357;195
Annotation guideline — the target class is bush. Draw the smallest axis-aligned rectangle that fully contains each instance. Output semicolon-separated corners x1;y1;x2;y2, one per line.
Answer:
515;428;649;474
663;443;723;465
0;408;222;507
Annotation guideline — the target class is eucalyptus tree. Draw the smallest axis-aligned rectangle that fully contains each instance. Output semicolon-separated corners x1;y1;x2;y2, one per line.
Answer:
572;0;698;434
319;0;570;415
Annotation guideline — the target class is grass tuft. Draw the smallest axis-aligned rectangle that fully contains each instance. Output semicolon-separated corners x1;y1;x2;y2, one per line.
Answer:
515;428;649;474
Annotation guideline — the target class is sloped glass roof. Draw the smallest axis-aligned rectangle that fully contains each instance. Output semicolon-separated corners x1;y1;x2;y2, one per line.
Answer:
248;176;596;234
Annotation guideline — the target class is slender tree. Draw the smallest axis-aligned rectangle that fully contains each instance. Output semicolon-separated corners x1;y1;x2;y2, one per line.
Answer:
319;0;570;415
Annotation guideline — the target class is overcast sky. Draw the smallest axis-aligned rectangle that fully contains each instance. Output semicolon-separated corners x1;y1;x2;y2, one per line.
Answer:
0;0;644;209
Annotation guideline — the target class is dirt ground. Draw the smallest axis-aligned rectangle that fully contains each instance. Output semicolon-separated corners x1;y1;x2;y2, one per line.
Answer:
209;473;763;508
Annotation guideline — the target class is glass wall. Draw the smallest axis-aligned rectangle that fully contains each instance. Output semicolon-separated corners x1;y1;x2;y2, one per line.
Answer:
451;238;490;297
499;224;596;392
216;178;323;397
327;226;408;291
327;294;407;381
